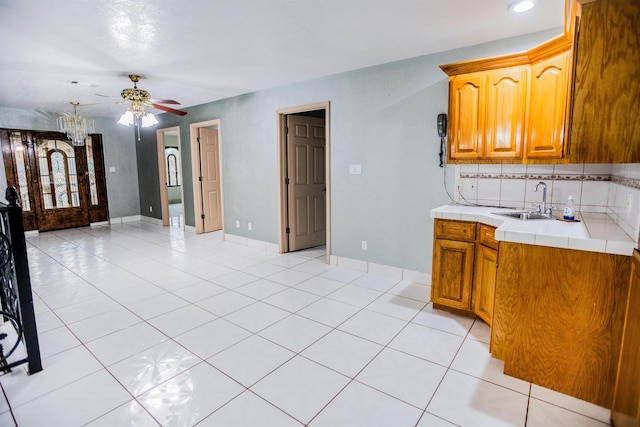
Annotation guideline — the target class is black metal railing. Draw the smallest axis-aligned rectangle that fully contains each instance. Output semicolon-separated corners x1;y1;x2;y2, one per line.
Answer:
0;187;41;374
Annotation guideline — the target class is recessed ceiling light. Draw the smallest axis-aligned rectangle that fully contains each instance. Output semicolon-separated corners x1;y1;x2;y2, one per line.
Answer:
510;0;535;12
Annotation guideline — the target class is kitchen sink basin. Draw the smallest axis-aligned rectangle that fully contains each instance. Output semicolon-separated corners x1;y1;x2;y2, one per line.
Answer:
493;211;555;221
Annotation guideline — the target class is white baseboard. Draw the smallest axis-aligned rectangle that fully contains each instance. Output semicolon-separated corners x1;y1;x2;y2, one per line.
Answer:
223;233;430;285
225;233;248;245
140;215;162;225
109;215;142;224
334;255;430;285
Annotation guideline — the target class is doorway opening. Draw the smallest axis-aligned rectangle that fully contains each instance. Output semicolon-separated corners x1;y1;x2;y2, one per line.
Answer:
156;127;184;229
189;120;224;235
277;102;331;263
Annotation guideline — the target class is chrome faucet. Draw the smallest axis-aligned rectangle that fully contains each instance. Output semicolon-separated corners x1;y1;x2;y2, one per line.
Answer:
532;181;551;216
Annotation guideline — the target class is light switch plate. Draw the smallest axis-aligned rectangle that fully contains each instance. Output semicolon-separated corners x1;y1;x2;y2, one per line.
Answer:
349;164;362;175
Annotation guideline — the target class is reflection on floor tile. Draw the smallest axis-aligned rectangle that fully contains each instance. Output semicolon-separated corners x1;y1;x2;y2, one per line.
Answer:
107;340;200;396
137;362;244;426
0;221;609;427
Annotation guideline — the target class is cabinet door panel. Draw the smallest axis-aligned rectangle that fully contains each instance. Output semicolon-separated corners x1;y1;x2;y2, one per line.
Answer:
449;75;484;160
612;250;640;426
526;53;569;159
485;67;527;159
432;239;474;310
474;244;498;325
492;242;630;407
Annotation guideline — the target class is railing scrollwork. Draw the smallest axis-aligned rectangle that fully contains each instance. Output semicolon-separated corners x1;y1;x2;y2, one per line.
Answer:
0;187;42;374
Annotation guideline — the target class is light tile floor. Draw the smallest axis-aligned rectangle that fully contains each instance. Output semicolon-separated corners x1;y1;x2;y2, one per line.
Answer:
0;221;612;426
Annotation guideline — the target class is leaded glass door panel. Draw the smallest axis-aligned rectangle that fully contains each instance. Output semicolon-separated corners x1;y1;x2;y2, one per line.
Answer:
34;137;90;231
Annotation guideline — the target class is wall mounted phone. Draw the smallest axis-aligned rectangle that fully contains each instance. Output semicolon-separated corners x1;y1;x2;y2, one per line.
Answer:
437;113;447;137
437;113;447;167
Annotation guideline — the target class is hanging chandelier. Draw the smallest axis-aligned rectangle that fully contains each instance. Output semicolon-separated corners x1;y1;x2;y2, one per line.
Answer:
57;102;95;146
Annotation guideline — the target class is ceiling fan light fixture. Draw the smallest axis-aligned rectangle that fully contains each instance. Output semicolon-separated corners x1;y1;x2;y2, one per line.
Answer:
141;113;158;128
509;0;535;12
57;101;95;146
117;110;134;126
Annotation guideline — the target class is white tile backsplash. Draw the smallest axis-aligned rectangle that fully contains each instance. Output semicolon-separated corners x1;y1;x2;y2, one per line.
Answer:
584;164;612;175
551;180;583;207
454;163;640;243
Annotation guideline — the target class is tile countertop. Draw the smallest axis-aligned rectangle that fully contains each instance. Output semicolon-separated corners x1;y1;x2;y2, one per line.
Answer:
430;204;636;256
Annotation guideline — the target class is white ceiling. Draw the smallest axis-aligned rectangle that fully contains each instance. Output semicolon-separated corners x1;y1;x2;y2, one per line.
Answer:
0;0;564;119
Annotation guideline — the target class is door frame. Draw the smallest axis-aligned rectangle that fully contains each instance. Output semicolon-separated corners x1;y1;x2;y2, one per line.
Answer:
156;126;183;228
277;101;331;262
189;119;225;235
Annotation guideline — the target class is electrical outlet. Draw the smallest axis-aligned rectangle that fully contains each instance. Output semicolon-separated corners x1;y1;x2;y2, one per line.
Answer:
361;240;368;250
248;222;252;231
235;220;240;228
149;206;153;212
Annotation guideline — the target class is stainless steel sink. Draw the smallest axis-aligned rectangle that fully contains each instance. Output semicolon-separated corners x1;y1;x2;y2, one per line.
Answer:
493;211;555;221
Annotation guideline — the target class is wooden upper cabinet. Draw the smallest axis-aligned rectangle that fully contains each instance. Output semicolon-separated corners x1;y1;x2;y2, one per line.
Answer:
526;52;569;159
570;0;640;163
449;74;484;160
485;67;527;159
448;67;527;161
441;41;572;163
440;0;577;164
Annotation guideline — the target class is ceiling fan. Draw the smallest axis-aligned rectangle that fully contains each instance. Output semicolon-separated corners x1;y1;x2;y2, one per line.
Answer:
116;74;187;117
96;74;187;139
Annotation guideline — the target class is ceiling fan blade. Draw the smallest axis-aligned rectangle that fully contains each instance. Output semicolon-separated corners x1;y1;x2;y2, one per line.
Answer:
150;99;180;105
152;103;187;116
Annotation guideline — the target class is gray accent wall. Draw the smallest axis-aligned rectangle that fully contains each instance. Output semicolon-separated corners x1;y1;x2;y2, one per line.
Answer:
0;29;560;273
0;107;141;218
136;28;560;273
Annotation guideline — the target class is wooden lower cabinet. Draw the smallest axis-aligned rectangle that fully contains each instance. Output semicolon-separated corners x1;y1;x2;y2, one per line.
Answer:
473;243;498;325
491;241;631;408
431;219;498;323
612;250;640;426
432;238;475;311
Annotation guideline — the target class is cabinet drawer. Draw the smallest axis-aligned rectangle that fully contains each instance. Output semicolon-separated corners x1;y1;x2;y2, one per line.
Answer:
435;219;476;241
478;224;499;250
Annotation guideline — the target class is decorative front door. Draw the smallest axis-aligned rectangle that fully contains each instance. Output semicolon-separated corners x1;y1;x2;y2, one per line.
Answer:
34;137;90;231
1;130;109;232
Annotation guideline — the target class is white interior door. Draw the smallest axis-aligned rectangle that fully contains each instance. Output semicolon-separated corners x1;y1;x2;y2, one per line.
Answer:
286;114;326;251
198;127;222;232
